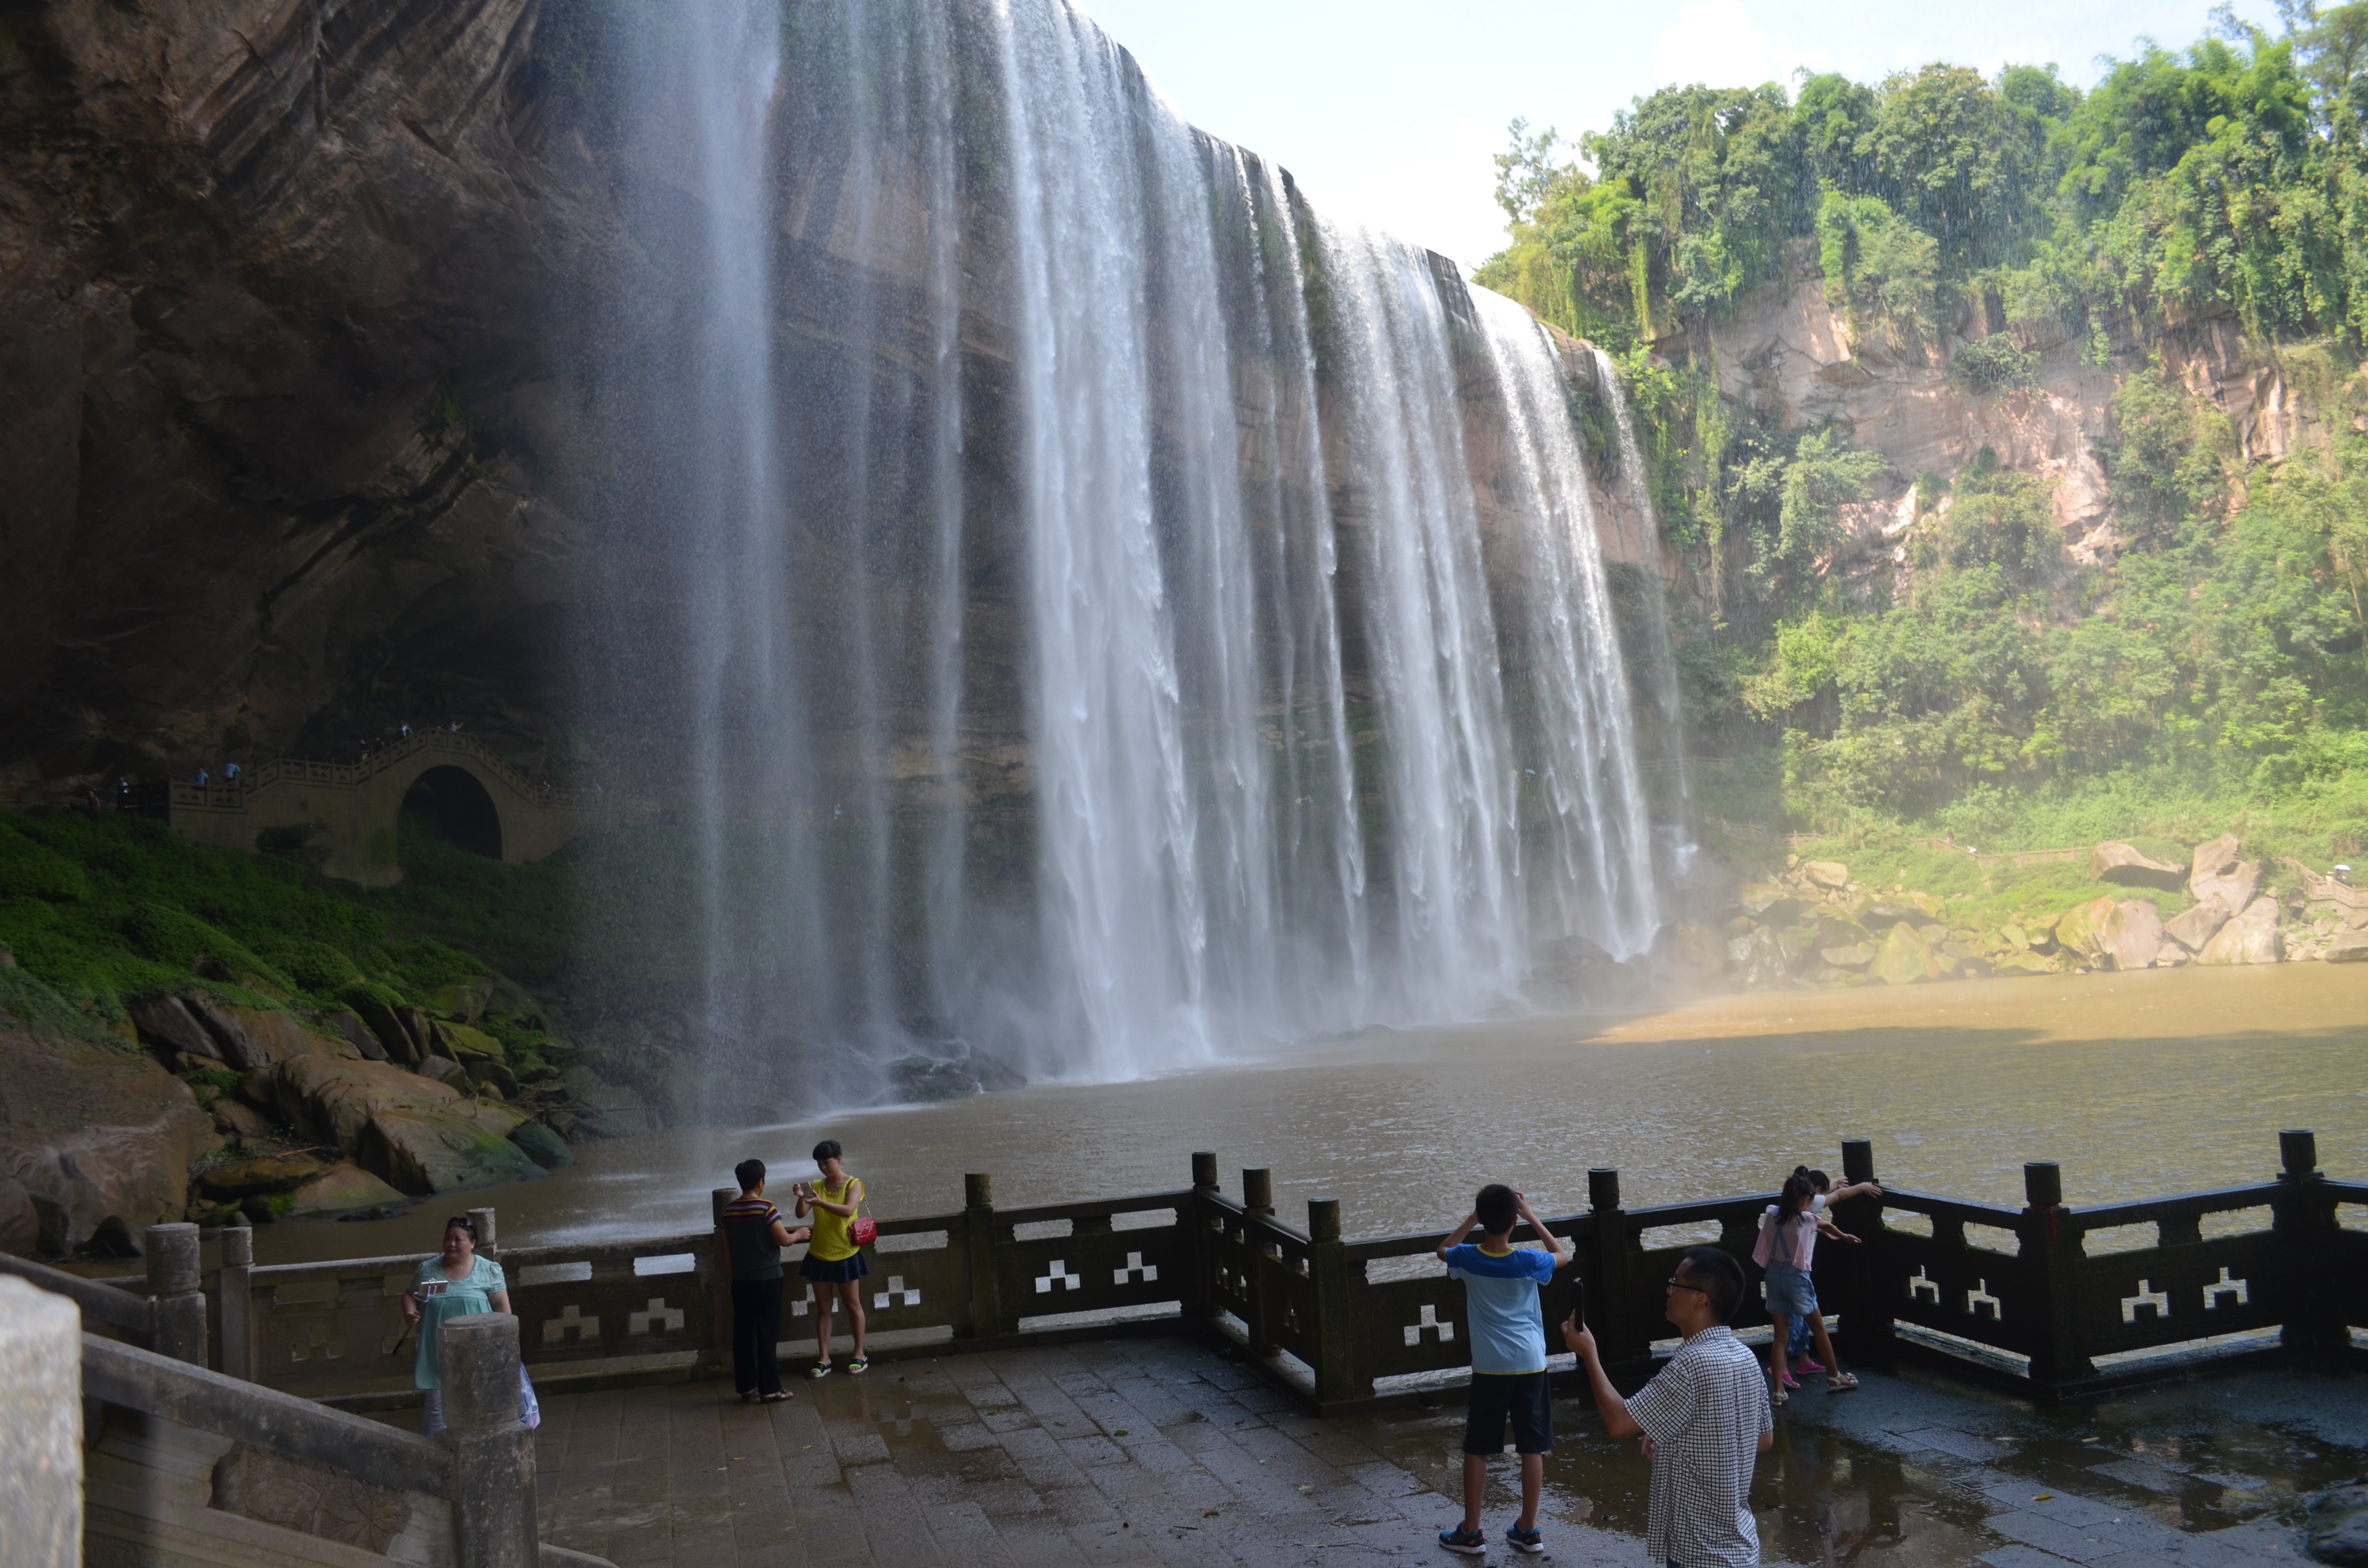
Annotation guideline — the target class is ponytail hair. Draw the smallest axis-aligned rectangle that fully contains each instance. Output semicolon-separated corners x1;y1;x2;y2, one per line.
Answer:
1777;1169;1819;1233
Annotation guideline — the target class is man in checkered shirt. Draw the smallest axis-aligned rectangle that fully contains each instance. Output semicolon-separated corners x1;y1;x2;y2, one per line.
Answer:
1562;1246;1773;1567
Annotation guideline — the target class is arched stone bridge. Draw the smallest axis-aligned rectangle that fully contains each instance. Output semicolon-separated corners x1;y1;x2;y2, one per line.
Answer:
166;732;596;887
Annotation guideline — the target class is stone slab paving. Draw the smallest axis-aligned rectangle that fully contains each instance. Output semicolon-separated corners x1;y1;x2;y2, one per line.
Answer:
478;1338;2364;1567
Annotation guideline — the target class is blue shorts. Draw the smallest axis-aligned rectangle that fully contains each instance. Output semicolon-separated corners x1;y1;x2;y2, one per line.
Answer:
1764;1259;1818;1318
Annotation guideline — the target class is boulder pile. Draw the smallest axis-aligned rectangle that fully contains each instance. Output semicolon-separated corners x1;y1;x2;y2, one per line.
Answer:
106;969;599;1231
1670;831;2368;991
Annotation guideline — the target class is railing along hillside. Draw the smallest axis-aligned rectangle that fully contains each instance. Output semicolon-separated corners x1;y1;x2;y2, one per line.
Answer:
164;1130;2368;1412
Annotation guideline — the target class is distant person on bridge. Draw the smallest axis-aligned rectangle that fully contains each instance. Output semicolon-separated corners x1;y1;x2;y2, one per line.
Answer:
399;722;411;739
223;761;240;782
720;1158;810;1404
194;768;209;790
794;1139;871;1377
1564;1246;1772;1568
1433;1184;1572;1556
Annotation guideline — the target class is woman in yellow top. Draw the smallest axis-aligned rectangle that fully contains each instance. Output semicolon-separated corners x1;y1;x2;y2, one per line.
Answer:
794;1138;869;1377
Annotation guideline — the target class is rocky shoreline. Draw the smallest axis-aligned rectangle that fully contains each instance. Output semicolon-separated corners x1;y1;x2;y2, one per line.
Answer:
0;955;600;1257
1675;832;2368;990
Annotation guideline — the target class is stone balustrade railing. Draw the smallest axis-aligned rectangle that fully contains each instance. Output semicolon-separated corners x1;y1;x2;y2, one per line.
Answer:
4;1215;610;1568
7;1133;2355;1565
157;1130;2368;1413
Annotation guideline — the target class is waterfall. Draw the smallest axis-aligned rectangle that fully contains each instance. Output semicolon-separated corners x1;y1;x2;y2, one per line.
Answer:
573;0;1668;1103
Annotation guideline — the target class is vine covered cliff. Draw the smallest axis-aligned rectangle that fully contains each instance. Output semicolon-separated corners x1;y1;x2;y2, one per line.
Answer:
1481;16;2368;853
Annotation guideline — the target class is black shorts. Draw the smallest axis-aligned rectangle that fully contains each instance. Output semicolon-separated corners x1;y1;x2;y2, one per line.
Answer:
1464;1371;1553;1455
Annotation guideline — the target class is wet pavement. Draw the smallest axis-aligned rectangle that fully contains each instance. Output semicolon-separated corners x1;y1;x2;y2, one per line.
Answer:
498;1335;2364;1567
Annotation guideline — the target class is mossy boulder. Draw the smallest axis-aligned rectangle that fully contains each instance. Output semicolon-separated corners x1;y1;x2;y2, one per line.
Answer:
510;1122;573;1169
427;977;496;1023
197;1152;338;1200
2197;896;2283;965
2091;842;2185;890
1726;927;1792;989
1873;922;1941;985
1660;920;1727;979
363;1107;543;1194
283;1162;408;1215
2097;899;2168;970
432;1020;503;1059
2051;895;2119;965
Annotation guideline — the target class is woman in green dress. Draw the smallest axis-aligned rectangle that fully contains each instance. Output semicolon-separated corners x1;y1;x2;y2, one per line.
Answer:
399;1214;538;1435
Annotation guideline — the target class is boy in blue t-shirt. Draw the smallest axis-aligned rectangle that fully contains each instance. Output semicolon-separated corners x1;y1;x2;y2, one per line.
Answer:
1435;1184;1573;1556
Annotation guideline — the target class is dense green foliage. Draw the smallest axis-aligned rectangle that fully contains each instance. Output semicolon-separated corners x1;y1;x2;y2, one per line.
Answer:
0;797;782;1049
1482;9;2368;353
1488;10;2368;849
1696;370;2368;838
0;810;506;1028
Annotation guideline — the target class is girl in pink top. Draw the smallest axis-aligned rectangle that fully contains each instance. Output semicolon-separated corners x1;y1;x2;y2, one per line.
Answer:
1755;1166;1878;1402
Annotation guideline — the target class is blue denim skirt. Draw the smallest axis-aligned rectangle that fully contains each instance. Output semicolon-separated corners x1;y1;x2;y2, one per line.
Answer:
1764;1259;1819;1318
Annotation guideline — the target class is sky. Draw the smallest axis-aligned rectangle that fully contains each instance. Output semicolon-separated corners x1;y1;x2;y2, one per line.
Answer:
1072;0;2286;273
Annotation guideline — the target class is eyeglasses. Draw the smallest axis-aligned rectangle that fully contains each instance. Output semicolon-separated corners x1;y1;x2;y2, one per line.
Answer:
444;1217;477;1235
1665;1275;1707;1295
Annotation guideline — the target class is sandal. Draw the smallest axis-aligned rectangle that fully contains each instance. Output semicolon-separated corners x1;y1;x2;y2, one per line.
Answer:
760;1390;795;1403
807;1361;834;1379
845;1357;869;1375
1770;1383;1788;1407
1825;1372;1859;1392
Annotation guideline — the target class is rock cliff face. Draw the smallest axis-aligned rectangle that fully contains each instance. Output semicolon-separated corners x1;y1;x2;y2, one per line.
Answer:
1696;257;2328;596
1;1;1671;809
0;0;594;792
0;1007;218;1252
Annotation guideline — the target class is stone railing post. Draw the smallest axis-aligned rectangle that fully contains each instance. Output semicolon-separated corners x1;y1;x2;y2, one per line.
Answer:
1241;1168;1275;1356
1585;1168;1644;1370
964;1174;1004;1340
1184;1153;1218;1322
2272;1129;2342;1360
219;1218;255;1381
707;1188;737;1374
0;1274;81;1568
1833;1138;1893;1369
469;1206;499;1258
2017;1161;2091;1394
147;1222;208;1367
1306;1197;1354;1408
443;1312;537;1568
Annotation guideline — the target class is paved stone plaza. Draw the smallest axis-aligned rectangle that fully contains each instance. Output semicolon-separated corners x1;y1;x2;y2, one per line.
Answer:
430;1335;2368;1567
